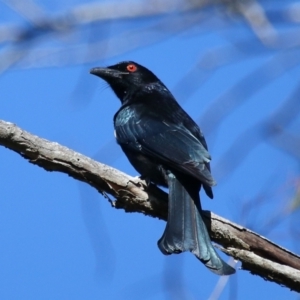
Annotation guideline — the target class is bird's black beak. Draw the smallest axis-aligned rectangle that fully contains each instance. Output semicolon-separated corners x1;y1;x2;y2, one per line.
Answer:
90;67;128;79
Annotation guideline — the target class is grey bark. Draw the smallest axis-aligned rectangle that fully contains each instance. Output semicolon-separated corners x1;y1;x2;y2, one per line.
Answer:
0;119;300;291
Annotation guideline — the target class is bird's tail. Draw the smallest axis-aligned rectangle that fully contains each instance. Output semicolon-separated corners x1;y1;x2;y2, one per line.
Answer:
158;173;235;275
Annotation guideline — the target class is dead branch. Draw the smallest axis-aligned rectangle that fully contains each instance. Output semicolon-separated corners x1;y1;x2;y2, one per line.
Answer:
0;119;300;291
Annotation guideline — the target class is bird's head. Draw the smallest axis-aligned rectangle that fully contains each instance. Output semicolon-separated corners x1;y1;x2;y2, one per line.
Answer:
90;61;160;102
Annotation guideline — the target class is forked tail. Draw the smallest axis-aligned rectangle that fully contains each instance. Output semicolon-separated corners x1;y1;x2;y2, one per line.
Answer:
158;173;235;275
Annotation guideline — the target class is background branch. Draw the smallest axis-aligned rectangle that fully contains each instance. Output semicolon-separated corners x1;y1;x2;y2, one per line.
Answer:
1;119;299;292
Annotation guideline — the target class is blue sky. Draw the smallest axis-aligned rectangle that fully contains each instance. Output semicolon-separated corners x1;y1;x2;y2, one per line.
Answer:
0;1;299;299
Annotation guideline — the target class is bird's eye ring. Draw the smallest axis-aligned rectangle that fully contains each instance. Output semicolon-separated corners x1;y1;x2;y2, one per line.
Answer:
127;64;137;72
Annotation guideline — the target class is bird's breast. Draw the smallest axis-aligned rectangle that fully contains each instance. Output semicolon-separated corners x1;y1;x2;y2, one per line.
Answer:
114;106;136;127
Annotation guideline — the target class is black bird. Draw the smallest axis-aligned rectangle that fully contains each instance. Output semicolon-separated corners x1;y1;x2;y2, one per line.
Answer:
90;61;235;275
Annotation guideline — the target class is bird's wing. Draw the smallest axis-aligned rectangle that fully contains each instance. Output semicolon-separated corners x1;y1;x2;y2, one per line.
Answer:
115;107;216;186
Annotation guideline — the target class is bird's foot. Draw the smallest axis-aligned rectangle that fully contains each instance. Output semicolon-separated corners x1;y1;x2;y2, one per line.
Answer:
127;176;150;190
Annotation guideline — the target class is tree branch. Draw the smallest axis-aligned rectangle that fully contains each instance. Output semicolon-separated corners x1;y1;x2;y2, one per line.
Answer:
0;119;300;291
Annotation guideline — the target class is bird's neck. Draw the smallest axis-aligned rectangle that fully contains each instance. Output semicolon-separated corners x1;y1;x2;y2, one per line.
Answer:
120;82;168;106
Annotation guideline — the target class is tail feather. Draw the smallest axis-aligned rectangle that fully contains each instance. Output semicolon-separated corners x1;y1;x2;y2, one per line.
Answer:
157;173;235;275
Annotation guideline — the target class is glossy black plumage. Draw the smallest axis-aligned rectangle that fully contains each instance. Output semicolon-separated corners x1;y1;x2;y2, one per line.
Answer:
90;61;235;275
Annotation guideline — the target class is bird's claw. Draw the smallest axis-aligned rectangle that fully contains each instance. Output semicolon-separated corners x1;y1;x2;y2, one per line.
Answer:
127;176;151;190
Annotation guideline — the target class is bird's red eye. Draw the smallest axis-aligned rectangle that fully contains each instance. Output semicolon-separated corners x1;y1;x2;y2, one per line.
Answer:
127;64;137;72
